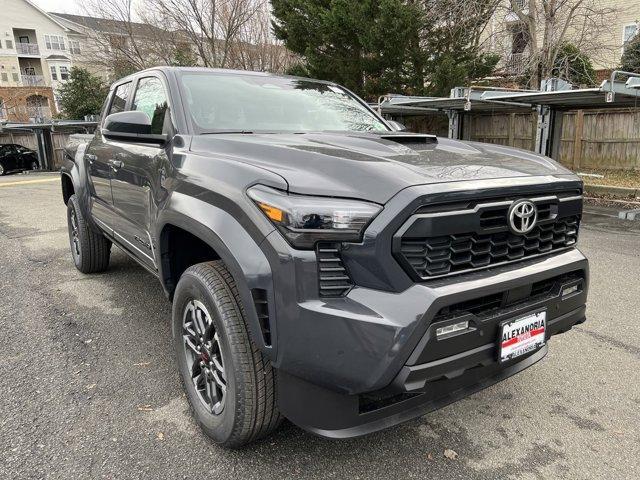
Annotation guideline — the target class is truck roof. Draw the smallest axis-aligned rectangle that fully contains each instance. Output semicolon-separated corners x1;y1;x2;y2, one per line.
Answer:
113;66;336;87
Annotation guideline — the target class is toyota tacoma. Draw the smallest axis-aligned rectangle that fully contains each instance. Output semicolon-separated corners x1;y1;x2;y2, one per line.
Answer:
60;67;589;447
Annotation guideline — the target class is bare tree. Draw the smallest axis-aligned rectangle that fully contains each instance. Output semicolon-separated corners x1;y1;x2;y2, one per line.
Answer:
140;0;264;68
226;2;297;72
79;0;176;77
493;0;620;87
79;0;294;77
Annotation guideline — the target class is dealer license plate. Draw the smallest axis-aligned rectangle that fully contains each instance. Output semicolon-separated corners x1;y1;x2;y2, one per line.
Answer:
499;310;546;362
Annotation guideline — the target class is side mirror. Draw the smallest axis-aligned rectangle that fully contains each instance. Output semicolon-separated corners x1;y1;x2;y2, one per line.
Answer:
102;111;167;145
387;120;407;132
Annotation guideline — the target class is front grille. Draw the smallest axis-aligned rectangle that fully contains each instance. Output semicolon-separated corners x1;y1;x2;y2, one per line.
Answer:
395;192;582;280
401;216;579;278
316;242;353;297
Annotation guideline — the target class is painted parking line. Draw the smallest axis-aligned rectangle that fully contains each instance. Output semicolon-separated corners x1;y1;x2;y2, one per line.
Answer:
0;178;58;188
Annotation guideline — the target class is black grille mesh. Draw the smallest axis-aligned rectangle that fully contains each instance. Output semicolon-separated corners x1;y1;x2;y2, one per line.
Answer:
400;216;580;279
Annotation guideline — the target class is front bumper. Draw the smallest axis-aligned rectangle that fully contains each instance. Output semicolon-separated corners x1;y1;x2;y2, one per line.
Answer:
270;246;588;437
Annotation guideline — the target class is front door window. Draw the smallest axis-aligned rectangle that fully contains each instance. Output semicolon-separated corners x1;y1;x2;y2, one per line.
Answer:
131;77;169;134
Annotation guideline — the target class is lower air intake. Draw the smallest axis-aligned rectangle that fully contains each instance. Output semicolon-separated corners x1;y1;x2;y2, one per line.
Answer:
251;289;271;346
316;242;353;297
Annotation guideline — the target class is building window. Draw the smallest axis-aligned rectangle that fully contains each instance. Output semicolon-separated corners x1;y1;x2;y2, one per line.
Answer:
50;65;58;81
5;39;13;49
0;72;7;82
44;34;66;51
510;24;529;54
26;94;50;120
69;40;81;54
11;72;18;82
59;66;69;81
624;24;638;48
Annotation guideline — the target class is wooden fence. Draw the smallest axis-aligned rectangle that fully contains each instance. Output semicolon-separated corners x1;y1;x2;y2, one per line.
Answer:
469;109;640;171
395;108;640;171
0;131;78;169
4;109;640;171
558;110;640;170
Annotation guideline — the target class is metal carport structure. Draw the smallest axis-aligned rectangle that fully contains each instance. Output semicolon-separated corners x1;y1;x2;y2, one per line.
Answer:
379;71;640;161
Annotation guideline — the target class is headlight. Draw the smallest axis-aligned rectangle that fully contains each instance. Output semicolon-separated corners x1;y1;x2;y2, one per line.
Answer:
247;185;382;249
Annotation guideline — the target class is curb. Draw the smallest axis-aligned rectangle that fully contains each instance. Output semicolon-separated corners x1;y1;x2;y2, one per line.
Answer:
584;184;638;197
619;209;640;221
21;170;59;176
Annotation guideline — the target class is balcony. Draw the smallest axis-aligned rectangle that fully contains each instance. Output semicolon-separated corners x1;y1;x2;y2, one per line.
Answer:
26;106;52;121
15;42;40;56
21;74;46;86
504;53;528;76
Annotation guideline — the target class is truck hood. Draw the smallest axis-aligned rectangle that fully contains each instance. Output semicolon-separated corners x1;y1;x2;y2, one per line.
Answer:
189;132;577;204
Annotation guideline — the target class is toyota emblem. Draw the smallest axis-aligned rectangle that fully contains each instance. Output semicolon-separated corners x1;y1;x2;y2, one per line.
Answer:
509;200;537;234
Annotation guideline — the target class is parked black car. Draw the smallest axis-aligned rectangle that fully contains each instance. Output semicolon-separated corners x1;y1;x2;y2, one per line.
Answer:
0;144;39;175
60;67;589;447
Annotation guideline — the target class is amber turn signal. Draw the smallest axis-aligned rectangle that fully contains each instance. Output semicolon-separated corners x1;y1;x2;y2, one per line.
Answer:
258;202;284;222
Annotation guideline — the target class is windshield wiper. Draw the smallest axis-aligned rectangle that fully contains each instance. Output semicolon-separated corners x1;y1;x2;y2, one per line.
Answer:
202;130;254;135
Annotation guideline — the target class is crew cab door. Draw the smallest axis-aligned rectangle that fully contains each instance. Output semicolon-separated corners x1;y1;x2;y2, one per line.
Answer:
85;81;132;230
109;75;172;270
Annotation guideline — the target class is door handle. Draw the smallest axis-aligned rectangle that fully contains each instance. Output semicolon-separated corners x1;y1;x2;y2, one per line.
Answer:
86;153;97;164
108;159;124;170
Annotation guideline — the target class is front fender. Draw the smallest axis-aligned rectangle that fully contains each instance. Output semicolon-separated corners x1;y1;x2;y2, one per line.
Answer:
157;193;277;359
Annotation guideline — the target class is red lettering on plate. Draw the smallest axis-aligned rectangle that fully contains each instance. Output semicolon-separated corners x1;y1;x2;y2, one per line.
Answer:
501;327;545;347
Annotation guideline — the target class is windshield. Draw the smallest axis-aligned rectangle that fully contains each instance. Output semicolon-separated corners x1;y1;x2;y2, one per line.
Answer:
179;72;389;134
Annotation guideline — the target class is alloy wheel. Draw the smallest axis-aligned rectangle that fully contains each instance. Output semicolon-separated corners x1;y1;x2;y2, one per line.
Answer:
182;300;227;415
0;163;4;175
69;206;81;259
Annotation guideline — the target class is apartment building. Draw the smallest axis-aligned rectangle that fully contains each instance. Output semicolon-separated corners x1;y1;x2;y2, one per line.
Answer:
486;0;639;82
48;12;167;82
0;0;86;121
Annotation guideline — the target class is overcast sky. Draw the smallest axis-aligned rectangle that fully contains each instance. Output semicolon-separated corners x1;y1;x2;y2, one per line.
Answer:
31;0;84;14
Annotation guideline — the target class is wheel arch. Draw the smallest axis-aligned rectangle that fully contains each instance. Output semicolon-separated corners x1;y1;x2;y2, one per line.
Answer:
61;172;74;204
157;199;276;359
60;142;92;220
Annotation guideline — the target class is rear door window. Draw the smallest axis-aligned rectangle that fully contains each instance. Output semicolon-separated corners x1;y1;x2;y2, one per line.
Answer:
107;82;132;116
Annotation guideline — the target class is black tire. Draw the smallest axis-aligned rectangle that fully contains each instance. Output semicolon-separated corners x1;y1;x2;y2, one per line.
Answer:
66;194;111;273
30;160;39;170
173;261;281;448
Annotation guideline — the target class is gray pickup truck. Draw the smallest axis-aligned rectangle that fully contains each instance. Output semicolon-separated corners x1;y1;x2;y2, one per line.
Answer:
61;67;589;447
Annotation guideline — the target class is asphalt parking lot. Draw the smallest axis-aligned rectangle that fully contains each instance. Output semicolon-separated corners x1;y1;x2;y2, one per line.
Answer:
1;172;639;480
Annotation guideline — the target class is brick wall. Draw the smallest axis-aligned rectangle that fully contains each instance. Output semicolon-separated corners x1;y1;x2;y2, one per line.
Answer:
0;86;57;122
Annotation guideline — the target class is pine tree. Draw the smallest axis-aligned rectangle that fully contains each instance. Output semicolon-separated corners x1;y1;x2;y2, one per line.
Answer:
57;68;109;120
621;37;640;74
271;0;499;99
